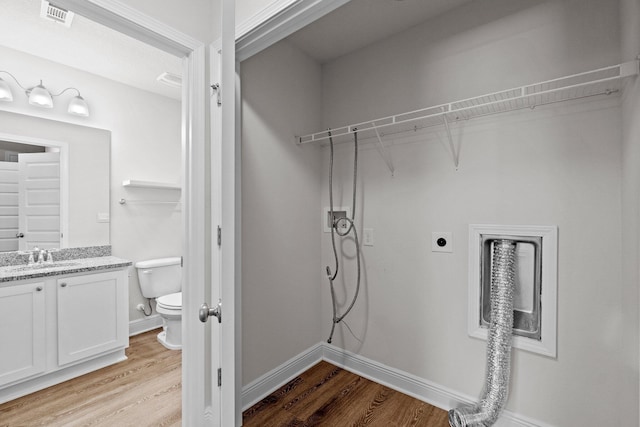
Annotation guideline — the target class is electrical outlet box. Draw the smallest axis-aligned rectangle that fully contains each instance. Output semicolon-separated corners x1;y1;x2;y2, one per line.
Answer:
432;232;453;253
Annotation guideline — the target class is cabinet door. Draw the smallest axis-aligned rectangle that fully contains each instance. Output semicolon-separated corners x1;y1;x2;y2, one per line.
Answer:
0;282;46;387
57;270;128;366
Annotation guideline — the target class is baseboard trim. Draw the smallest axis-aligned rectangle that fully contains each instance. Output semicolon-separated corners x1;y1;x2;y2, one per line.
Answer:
0;350;127;405
241;343;324;410
241;342;554;427
321;343;466;414
129;314;163;337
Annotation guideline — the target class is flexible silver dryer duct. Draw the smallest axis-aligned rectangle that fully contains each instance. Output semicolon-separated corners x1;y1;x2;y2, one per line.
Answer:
449;239;517;427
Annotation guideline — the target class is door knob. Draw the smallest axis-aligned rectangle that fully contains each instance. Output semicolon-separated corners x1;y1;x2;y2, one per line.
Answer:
199;301;222;323
16;233;24;238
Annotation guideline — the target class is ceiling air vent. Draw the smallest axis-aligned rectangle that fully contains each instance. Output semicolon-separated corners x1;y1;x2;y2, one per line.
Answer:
157;72;182;88
40;1;75;27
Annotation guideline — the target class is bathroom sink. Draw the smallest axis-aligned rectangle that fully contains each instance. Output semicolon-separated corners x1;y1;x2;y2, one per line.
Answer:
5;261;82;272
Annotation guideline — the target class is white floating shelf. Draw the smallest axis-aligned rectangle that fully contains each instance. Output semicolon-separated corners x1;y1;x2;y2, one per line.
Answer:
122;179;181;190
296;60;639;147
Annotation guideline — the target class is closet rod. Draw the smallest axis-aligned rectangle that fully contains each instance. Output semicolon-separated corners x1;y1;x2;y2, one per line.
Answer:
296;60;639;146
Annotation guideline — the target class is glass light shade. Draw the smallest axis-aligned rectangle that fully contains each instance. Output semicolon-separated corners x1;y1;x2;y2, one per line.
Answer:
67;95;89;117
28;84;53;108
0;78;13;101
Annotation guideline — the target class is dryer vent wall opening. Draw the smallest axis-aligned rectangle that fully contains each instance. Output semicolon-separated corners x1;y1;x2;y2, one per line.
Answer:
468;224;558;358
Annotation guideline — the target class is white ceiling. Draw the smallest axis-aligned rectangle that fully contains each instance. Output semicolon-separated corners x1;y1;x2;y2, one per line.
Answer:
0;0;474;100
0;0;182;100
286;0;475;64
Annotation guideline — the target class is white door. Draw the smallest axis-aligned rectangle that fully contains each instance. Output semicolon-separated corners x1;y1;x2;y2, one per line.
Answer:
0;161;19;252
208;0;240;424
18;152;61;251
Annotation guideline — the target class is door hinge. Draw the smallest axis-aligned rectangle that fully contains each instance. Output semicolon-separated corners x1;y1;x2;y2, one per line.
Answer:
217;368;222;387
211;83;221;106
217;226;222;247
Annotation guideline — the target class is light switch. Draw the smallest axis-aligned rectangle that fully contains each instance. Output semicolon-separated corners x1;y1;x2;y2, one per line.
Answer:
363;228;374;246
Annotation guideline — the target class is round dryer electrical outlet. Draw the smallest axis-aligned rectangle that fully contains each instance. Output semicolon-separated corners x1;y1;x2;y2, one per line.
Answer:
432;232;453;253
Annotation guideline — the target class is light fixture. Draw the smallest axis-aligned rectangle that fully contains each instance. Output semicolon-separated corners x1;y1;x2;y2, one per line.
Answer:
67;94;89;116
0;71;89;117
28;81;53;108
0;78;13;102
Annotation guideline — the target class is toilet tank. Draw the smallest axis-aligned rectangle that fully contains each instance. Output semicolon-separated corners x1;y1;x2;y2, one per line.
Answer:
135;257;182;298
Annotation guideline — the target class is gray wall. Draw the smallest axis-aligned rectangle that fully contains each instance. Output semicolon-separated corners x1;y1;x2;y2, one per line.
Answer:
240;0;638;425
241;39;324;384
318;0;631;425
620;0;640;423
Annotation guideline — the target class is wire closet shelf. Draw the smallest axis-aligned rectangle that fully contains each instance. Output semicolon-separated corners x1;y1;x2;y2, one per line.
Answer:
296;61;639;148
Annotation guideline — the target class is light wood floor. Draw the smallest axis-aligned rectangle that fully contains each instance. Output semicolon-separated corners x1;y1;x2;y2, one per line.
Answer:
1;332;449;427
0;329;181;427
243;360;450;427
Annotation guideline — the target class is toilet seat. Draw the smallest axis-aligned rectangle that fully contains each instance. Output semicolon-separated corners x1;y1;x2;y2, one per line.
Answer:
157;292;182;310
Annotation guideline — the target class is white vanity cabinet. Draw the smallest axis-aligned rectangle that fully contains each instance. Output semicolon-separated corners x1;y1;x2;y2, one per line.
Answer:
57;270;128;366
0;266;129;404
0;281;46;387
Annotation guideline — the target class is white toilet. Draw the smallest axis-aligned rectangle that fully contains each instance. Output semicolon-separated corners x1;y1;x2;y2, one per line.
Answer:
135;257;183;350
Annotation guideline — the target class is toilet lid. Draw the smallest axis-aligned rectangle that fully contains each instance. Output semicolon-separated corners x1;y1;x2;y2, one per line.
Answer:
157;292;182;309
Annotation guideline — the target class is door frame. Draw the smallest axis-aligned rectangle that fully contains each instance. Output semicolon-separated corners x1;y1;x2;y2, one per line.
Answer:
235;0;350;61
53;1;210;425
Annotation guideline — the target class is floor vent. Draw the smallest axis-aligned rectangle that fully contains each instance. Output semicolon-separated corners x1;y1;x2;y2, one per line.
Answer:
40;1;75;27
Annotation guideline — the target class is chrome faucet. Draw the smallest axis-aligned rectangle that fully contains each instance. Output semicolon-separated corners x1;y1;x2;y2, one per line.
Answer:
22;247;56;265
27;247;38;265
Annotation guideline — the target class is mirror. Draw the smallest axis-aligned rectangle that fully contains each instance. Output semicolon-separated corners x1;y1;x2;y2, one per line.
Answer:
0;109;110;252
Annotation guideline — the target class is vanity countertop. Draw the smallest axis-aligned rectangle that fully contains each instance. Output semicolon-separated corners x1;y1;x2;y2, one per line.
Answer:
0;256;132;283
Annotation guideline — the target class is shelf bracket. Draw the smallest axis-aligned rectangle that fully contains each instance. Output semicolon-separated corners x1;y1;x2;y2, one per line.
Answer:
372;123;395;176
620;58;640;78
442;110;459;170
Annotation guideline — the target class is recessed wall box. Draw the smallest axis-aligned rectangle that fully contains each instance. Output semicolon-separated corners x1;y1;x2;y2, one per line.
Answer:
323;207;351;233
469;224;558;358
480;235;541;340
